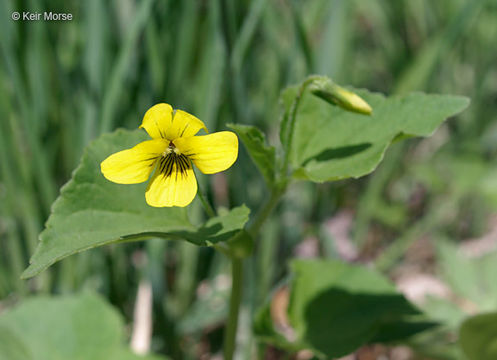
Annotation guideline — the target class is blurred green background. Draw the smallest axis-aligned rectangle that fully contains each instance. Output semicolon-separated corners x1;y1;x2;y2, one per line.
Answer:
1;0;497;358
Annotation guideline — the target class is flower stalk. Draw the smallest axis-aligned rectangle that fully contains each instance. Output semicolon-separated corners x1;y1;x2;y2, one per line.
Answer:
224;258;243;360
281;76;320;177
196;184;216;218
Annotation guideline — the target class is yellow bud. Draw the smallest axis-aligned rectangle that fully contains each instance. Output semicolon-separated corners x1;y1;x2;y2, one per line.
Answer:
309;78;372;115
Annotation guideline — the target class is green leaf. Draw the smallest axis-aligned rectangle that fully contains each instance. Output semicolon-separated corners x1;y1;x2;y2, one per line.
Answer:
0;325;31;360
255;260;433;358
0;293;168;360
166;205;251;246
369;320;437;344
281;85;469;182
460;312;497;360
228;123;276;184
22;130;250;279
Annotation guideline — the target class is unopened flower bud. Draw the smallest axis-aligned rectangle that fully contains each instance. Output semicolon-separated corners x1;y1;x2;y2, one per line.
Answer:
309;78;372;115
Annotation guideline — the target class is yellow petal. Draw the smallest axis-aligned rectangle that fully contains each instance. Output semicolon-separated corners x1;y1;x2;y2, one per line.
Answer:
174;131;238;174
101;139;168;184
145;156;198;207
140;103;174;139
166;109;208;140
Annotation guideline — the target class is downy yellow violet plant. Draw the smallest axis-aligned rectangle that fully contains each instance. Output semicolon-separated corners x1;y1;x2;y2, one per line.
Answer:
100;103;238;207
20;75;470;360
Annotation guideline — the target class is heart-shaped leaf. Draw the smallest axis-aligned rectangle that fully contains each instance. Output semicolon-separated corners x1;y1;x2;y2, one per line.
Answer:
281;83;469;182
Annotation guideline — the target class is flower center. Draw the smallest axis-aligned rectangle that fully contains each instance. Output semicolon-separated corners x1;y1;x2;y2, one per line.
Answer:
163;141;180;156
158;141;190;177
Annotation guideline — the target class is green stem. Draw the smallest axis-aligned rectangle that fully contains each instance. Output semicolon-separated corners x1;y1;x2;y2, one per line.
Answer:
265;75;318;247
248;186;285;238
281;75;319;176
221;77;315;359
222;185;285;360
197;185;216;218
224;258;243;360
246;78;319;241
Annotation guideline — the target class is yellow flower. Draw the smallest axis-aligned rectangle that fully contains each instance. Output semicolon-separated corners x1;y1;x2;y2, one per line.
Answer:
101;103;238;207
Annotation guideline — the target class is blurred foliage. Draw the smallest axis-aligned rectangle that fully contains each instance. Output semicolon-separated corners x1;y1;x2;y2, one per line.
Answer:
254;260;435;358
459;312;497;360
0;293;168;360
2;0;497;359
